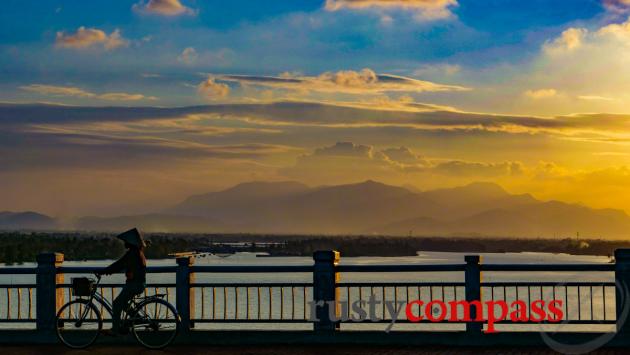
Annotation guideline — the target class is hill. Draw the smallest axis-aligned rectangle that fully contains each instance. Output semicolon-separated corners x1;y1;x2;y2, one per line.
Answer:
0;211;57;230
73;180;630;238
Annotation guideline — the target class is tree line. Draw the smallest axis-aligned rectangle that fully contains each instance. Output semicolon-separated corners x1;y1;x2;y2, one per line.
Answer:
0;231;628;264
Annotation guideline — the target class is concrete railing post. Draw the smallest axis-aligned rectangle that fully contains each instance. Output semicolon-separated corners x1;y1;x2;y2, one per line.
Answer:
176;256;195;331
313;250;340;332
615;249;630;335
36;252;64;332
465;255;482;335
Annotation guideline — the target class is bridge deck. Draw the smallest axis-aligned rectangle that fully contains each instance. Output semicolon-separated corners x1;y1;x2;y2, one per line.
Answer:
2;344;627;355
0;330;628;347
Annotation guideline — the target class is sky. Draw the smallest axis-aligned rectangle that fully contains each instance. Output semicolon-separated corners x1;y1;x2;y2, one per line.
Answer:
2;0;630;217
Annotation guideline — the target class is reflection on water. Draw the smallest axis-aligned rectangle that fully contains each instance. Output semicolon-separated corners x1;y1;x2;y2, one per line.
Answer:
0;251;615;332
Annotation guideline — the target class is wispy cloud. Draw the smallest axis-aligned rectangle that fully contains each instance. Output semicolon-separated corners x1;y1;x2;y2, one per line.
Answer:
218;68;469;96
177;47;198;64
133;0;196;16
603;0;630;14
20;84;156;101
55;27;128;50
324;0;458;20
9;101;630;139
524;89;558;99
578;95;615;101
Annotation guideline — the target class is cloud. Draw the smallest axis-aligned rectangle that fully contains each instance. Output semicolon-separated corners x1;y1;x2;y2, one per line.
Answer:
543;27;586;53
282;141;522;185
19;84;95;98
197;77;230;99
19;84;156;101
5;101;630;145
381;146;426;165
603;0;630;14
282;141;421;184
413;63;461;77
324;0;458;20
178;47;198;64
578;95;615;101
542;18;630;55
597;17;630;42
0;129;292;171
55;27;128;50
503;16;630;114
220;68;469;96
524;88;557;99
133;0;196;16
98;93;157;101
312;141;376;158
432;160;524;177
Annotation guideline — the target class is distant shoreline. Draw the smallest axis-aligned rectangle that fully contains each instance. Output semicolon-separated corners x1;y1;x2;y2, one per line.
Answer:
1;231;628;264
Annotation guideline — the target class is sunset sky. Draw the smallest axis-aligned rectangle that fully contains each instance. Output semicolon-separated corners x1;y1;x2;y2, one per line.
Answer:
2;0;630;217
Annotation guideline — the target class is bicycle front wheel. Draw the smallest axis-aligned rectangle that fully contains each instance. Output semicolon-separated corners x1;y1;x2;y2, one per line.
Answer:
56;299;102;349
130;298;179;349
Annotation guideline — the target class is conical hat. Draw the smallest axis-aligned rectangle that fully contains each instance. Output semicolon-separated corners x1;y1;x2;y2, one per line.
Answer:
116;228;146;248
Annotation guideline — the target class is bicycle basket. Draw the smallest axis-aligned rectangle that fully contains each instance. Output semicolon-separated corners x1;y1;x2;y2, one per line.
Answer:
71;277;94;297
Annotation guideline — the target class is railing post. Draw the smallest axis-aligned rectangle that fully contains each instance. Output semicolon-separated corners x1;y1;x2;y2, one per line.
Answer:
313;250;340;332
465;255;482;335
615;249;630;335
176;256;195;331
36;252;64;332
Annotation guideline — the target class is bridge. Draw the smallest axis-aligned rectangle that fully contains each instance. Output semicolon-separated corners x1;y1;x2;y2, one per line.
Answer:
1;249;630;350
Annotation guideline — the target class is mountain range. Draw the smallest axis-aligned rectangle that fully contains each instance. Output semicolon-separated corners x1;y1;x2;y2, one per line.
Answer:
0;211;57;231
3;180;630;238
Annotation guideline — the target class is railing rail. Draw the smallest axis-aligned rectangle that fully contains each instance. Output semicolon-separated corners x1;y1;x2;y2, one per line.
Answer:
338;264;465;272
191;265;313;273
481;264;615;272
1;249;629;341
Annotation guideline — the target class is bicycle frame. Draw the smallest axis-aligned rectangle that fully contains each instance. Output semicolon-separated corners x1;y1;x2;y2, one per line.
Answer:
59;275;179;349
76;276;114;318
75;275;156;325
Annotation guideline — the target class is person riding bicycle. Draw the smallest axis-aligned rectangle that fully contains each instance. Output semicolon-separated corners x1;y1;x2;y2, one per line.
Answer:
96;228;147;336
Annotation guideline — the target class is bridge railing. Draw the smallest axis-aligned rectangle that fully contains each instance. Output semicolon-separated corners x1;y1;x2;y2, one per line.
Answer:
1;249;629;336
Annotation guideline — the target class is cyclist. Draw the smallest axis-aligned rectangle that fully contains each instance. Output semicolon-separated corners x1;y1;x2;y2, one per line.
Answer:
96;228;147;336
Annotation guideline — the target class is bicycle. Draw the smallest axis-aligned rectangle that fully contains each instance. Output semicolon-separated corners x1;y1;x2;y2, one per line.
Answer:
56;274;180;349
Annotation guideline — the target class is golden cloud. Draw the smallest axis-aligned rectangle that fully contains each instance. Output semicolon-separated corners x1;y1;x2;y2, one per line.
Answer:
133;0;196;16
20;84;156;101
543;27;586;53
578;95;615;101
282;141;523;186
55;27;128;50
597;17;630;42
197;77;230;99
20;84;95;98
220;68;469;95
324;0;458;20
524;88;558;99
98;93;157;101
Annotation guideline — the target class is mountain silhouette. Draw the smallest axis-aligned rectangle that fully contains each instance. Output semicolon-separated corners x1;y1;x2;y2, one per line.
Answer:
8;180;630;238
378;198;630;238
0;211;57;230
418;182;537;219
168;180;440;233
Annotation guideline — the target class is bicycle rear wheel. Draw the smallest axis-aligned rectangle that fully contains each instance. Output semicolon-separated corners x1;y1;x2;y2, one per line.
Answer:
130;298;179;349
56;299;102;349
